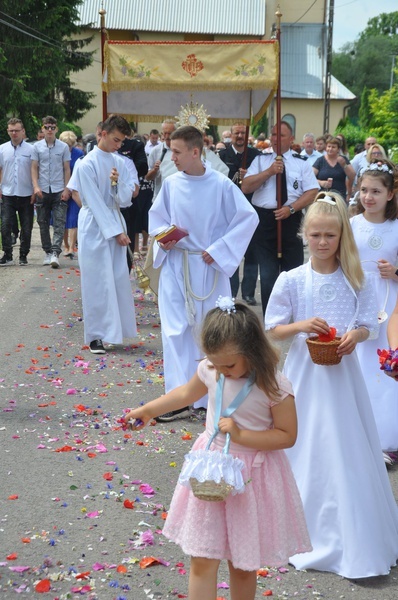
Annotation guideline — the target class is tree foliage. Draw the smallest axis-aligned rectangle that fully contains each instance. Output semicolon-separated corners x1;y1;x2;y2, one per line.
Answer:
367;83;398;149
0;1;94;140
251;113;269;139
332;11;398;121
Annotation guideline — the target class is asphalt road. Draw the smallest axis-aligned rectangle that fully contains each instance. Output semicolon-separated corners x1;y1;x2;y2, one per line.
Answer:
0;226;397;599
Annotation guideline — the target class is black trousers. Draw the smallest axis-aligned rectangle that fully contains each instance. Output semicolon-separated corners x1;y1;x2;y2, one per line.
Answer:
1;195;34;257
253;207;304;314
230;235;258;298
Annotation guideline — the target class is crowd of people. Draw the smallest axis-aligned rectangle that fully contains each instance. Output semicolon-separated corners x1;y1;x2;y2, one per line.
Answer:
1;113;398;598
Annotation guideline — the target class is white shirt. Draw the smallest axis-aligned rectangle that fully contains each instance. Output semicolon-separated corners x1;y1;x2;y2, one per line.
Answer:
350;150;368;176
300;148;322;166
145;140;160;156
31;138;70;193
148;142;173;200
0;140;33;196
245;150;319;209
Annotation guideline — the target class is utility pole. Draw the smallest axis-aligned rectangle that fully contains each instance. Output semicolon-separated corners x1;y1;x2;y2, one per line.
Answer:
323;0;334;134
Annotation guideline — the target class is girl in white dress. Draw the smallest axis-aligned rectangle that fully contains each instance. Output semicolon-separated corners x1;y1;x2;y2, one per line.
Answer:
265;191;398;578
350;160;398;453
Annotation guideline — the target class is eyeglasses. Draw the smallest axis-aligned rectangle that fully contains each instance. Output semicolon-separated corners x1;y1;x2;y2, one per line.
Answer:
371;151;382;156
43;125;57;131
7;129;23;134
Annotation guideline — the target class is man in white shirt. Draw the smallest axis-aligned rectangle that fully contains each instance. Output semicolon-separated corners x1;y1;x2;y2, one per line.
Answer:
300;133;322;166
242;121;319;313
145;120;176;200
144;129;160;156
0;118;34;266
350;136;377;176
31;116;71;268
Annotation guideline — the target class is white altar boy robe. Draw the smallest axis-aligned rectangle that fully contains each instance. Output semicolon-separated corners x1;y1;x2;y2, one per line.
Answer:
150;163;259;407
72;147;137;344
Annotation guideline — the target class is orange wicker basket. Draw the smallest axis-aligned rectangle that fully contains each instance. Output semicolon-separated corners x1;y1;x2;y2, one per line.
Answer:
306;336;342;366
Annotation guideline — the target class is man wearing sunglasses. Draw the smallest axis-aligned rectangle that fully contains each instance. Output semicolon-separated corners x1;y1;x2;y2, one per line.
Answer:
31;116;71;268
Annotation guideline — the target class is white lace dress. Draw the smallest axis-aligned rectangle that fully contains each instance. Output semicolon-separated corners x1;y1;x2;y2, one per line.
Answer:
351;214;398;450
265;263;398;578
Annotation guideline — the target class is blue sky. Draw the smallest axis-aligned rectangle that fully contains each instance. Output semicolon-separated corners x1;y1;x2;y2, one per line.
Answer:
333;0;395;50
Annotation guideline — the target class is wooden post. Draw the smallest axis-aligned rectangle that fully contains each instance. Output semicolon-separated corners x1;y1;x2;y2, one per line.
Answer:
275;6;283;259
99;8;108;122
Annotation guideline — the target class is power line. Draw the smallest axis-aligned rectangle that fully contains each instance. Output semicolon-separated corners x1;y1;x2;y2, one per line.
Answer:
0;11;101;64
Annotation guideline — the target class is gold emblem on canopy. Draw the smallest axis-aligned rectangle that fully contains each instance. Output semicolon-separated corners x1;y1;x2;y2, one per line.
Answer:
175;100;211;133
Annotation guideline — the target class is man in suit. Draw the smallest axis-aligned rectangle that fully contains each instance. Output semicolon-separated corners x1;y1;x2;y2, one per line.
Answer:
218;123;261;305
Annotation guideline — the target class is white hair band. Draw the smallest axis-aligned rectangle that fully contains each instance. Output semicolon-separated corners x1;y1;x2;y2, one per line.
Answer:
316;195;336;206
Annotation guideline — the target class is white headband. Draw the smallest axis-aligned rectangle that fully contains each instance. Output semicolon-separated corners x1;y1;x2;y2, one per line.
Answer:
316;195;336;206
362;162;393;175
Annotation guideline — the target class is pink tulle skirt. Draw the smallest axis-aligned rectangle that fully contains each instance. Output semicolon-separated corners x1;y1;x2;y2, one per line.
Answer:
162;432;312;571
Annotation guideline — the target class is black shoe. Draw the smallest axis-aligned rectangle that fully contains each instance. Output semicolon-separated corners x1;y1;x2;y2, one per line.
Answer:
155;408;191;422
11;233;18;246
243;296;257;306
89;339;106;354
19;255;28;266
0;253;13;266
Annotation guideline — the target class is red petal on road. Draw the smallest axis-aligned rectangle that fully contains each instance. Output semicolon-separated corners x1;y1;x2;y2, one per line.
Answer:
35;579;51;593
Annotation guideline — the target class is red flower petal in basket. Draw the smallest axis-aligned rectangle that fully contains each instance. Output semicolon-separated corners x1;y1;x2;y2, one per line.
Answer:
318;327;336;342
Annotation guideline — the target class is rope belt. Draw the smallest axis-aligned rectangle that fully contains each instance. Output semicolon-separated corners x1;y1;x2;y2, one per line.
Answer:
174;247;219;326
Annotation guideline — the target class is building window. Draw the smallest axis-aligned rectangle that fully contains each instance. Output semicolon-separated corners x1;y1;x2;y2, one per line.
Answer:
282;114;296;136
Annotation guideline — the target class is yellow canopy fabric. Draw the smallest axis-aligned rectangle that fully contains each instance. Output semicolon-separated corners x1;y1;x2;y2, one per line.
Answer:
103;40;278;125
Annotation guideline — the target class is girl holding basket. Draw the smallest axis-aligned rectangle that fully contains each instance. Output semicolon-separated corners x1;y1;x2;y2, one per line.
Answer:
265;191;398;578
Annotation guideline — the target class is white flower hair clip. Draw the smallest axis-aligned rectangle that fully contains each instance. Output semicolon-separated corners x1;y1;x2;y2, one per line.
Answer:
216;296;236;314
363;162;393;175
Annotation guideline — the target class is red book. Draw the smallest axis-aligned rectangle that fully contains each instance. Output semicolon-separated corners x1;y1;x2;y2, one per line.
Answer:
154;225;188;244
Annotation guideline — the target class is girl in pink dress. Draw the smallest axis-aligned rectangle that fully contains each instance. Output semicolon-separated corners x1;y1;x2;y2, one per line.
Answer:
125;298;311;600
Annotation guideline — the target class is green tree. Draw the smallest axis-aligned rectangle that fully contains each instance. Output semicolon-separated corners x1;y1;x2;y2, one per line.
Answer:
332;11;398;119
358;87;371;129
367;83;398;151
251;113;268;139
0;1;94;140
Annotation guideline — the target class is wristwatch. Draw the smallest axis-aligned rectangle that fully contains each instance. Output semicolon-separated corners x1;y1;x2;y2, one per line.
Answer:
289;205;296;215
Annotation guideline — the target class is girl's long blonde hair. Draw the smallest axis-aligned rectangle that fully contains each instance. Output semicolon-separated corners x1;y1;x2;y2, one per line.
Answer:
302;191;364;290
201;302;281;402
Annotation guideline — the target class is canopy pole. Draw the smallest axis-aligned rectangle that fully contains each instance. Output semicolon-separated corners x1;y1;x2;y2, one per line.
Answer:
275;6;283;260
100;7;108;122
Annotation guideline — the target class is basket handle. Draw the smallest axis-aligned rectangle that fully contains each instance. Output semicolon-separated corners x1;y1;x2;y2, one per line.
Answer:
205;431;231;454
